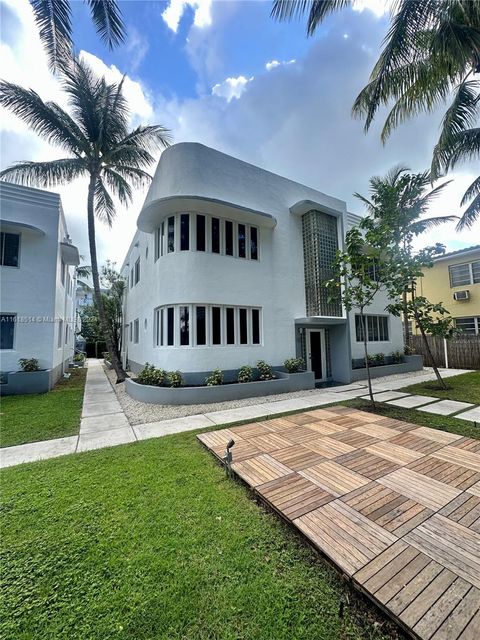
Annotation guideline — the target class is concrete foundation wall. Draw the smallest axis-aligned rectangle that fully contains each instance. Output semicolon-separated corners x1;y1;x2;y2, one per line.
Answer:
125;370;315;405
350;355;423;381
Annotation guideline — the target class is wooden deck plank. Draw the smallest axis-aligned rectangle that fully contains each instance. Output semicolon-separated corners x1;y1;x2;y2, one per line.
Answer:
335;449;401;480
366;441;425;465
399;568;457;629
413;577;472;640
304;436;356;458
432;447;480;473
373;552;432;605
300;461;371;497
268;444;325;471
411;427;463;445
458;609;480;640
387;560;444;616
378;468;462;510
431;587;480;640
389;432;444;455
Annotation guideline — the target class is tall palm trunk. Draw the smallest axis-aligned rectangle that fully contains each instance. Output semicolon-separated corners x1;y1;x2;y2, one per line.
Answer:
360;311;375;407
87;174;127;382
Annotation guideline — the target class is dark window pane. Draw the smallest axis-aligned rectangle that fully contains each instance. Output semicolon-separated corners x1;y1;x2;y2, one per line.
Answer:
250;227;258;260
238;224;246;258
168;216;175;253
196;215;206;251
225;220;233;256
196;306;206;345
212;307;221;344
154;227;159;261
211;218;220;253
252;309;260;344
1;233;20;267
135;258;140;284
239;308;247;344
167;307;174;345
0;314;15;349
161;221;165;256
180;213;189;251
226;307;235;344
180;306;189;345
355;315;364;342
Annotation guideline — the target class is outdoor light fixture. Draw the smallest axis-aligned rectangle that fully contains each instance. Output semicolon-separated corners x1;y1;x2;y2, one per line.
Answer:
223;439;235;476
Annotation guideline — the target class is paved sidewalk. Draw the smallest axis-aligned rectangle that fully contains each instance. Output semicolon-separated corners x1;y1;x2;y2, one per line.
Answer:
0;363;477;469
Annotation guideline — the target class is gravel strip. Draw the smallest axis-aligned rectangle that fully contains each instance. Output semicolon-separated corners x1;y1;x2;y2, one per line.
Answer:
105;366;444;426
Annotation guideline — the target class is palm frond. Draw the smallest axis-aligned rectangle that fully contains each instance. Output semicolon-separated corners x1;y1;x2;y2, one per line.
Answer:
115;124;172;154
102;168;133;206
85;0;125;48
94;177;116;226
30;0;72;72
461;174;480;206
410;214;459;234
432;80;480;176
76;265;92;278
0;81;87;155
271;0;352;36
0;159;86;187
457;193;480;230
107;165;152;189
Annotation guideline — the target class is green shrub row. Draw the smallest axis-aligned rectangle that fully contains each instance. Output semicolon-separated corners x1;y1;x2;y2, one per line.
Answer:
137;363;184;388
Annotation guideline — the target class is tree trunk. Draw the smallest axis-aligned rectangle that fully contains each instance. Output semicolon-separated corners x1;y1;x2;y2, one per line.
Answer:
87;174;128;383
361;312;375;407
402;288;409;347
414;309;447;389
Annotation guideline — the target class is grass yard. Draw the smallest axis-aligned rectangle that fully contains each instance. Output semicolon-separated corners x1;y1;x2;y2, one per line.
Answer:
400;370;480;405
0;429;401;640
341;398;480;439
0;367;86;448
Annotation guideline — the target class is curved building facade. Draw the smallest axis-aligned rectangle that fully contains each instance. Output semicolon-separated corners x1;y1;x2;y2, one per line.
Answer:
121;143;403;383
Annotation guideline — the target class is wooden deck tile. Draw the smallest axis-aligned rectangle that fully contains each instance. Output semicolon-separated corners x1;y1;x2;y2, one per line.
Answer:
407;456;480;491
295;501;397;575
353;422;401;440
300;461;371;497
411;427;463;445
269;444;325;471
378;468;462;510
304;436;356;459
366;441;426;466
440;493;480;532
335;449;400;480
246;432;294;452
197;429;241;449
432;446;480;473
330;429;380;449
405;514;480;588
257;473;334;519
232;454;292;487
229;422;272;438
198;408;480;640
431;586;480;640
389;432;444;455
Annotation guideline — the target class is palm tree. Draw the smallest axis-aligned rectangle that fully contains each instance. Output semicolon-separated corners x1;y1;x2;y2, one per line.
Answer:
0;58;171;381
30;0;125;72
355;165;457;386
271;0;480;229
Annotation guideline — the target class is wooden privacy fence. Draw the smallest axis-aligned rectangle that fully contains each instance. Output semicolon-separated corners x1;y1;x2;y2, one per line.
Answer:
408;335;480;370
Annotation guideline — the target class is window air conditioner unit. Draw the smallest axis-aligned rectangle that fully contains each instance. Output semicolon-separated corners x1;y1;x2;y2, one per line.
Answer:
453;290;470;301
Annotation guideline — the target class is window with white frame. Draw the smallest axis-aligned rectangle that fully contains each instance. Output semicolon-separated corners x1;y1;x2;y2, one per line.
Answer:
0;232;20;267
0;314;16;349
61;260;66;285
153;213;260;261
134;258;140;285
455;316;480;335
355;315;389;342
449;260;480;287
133;318;139;343
58;319;64;348
154;304;262;347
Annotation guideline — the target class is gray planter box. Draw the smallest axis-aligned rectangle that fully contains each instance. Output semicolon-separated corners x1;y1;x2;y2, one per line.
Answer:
125;370;315;405
0;369;54;395
350;355;423;382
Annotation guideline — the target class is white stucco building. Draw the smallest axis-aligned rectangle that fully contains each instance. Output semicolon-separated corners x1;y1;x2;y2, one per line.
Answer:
121;143;404;384
0;182;79;394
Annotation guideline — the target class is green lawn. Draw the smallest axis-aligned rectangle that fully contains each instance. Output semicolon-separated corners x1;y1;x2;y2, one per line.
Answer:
0;430;400;640
400;370;480;405
0;368;86;448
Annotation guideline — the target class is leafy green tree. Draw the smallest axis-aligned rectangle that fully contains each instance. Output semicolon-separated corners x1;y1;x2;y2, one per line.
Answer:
327;226;389;406
30;0;125;72
271;0;480;229
0;58;171;381
353;165;456;344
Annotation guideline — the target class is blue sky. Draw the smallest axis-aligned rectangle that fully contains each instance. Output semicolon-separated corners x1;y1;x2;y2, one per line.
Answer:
0;0;477;264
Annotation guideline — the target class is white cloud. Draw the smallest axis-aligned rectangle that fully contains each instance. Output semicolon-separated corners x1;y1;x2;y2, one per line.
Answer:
125;27;149;73
162;0;212;33
352;0;391;18
211;75;254;102
265;59;296;71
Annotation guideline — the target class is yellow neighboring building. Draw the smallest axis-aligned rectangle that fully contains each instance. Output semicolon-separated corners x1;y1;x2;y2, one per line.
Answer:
414;245;480;335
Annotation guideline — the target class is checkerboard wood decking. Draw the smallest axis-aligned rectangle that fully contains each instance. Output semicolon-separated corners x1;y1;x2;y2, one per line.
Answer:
197;407;480;640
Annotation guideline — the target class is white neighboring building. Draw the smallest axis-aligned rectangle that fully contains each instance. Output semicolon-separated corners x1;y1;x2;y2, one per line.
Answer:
0;182;79;394
120;143;404;384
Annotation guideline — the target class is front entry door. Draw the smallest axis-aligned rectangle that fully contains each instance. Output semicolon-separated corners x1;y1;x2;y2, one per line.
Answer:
307;329;326;381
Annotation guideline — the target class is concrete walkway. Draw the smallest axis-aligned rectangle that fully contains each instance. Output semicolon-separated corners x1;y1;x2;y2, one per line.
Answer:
1;362;477;469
